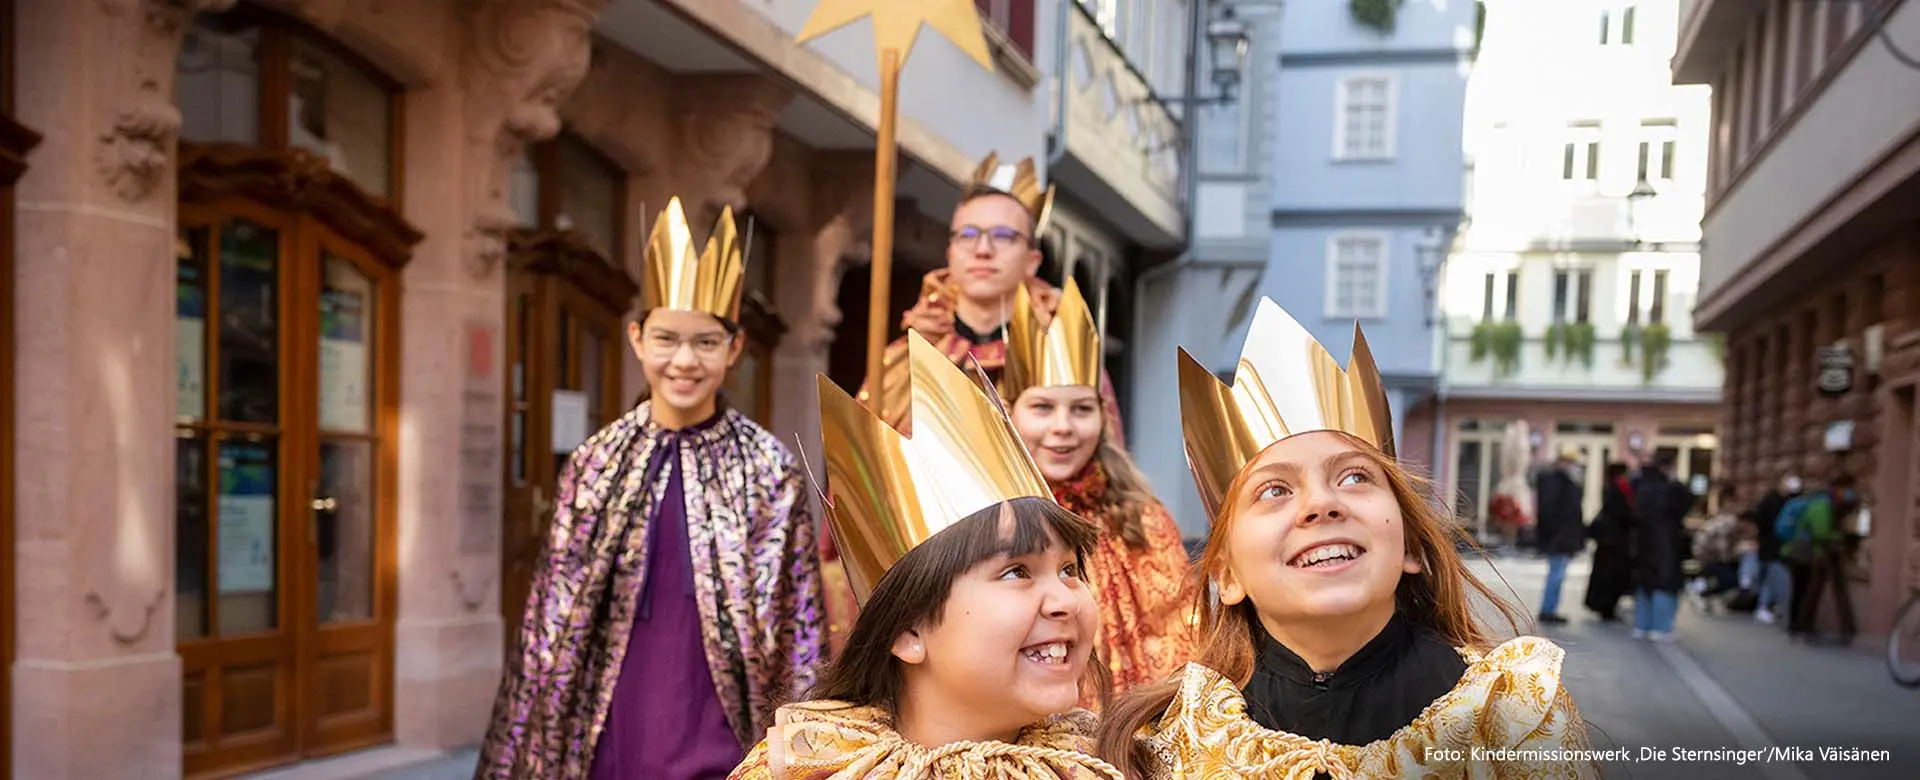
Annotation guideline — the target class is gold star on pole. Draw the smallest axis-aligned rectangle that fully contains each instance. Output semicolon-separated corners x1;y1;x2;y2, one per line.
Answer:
795;0;995;72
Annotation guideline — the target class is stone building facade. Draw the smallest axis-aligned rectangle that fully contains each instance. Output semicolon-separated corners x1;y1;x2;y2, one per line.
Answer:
1;0;1110;777
1672;0;1920;643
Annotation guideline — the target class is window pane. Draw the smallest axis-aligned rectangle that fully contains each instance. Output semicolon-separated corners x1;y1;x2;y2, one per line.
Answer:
319;256;375;434
176;433;211;639
1563;144;1577;179
217;440;278;636
744;215;775;299
178;226;211;423
290;37;392;197
178;18;261;146
558;136;623;260
1553;272;1569;322
218;218;279;424
507;150;541;229
317;439;375;623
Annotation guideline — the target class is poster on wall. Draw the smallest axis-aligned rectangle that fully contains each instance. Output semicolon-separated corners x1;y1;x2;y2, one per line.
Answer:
552;390;590;454
319;275;371;433
177;266;206;421
217;443;276;595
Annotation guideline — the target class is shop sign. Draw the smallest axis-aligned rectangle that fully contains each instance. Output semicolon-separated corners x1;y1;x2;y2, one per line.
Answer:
1816;344;1853;396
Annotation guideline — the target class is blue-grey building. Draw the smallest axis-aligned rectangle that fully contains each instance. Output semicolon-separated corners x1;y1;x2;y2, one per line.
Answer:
1131;0;1476;535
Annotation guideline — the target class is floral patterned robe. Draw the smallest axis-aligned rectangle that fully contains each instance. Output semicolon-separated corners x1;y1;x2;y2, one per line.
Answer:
728;701;1120;779
477;404;825;779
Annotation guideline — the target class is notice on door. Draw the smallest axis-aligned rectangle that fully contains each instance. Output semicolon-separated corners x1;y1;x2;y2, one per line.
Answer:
319;283;371;433
217;443;276;595
552;390;590;454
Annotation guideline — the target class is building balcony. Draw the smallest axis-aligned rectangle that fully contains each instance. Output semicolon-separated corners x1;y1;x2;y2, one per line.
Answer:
1672;0;1767;83
1051;2;1186;249
1444;326;1725;399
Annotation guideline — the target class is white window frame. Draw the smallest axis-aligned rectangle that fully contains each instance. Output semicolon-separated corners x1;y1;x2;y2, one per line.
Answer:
1324;232;1390;320
1637;119;1678;186
1599;3;1637;46
1561;121;1602;187
1333;73;1397;162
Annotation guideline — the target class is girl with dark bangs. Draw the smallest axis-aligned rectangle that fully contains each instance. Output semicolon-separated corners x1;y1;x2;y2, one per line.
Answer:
728;332;1120;780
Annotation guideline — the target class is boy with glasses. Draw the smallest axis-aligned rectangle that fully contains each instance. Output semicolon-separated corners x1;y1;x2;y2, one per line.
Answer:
479;198;824;780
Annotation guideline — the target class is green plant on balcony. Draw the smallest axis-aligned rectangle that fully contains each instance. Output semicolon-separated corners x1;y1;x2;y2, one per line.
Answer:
1350;0;1404;35
1544;322;1564;360
1565;321;1597;367
1620;322;1641;363
1469;320;1523;377
1640;323;1673;382
1704;332;1726;364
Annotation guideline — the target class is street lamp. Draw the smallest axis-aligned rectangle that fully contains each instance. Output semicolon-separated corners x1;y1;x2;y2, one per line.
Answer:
1416;226;1447;327
1626;175;1658;248
1206;7;1252;104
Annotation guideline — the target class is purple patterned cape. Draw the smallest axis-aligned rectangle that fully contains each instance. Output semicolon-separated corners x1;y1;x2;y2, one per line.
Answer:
476;403;825;779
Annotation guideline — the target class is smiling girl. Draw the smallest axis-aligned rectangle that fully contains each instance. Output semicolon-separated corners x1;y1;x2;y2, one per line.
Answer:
1097;300;1595;779
1002;280;1192;698
728;331;1120;780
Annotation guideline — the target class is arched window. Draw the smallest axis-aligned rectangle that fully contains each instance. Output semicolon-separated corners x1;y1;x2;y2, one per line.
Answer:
172;7;415;775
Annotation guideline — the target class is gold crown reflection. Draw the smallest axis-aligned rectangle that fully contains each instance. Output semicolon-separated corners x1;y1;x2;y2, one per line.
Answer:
817;331;1053;604
1178;299;1395;521
643;197;745;321
1001;278;1101;400
967;152;1055;236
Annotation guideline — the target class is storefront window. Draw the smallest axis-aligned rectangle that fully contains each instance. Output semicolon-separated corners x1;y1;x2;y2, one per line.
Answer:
289;37;392;197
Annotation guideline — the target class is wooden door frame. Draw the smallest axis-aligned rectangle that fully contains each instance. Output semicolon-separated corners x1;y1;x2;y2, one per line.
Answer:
295;217;400;757
176;143;418;777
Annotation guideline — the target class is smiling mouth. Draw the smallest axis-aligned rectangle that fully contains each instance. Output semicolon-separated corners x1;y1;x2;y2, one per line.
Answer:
1020;640;1072;665
1288;542;1367;568
1043;445;1077;457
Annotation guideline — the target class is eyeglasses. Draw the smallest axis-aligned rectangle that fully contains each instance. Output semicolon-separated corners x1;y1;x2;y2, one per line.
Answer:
950;225;1029;251
642;331;732;358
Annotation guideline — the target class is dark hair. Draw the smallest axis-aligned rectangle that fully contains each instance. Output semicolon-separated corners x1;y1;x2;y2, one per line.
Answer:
808;497;1108;716
956;185;1038;242
632;308;744;338
1603;462;1630;481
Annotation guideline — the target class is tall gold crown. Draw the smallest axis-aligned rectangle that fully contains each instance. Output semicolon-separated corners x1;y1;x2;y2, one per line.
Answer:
1178;298;1395;521
816;331;1053;603
643;197;745;321
967;152;1055;236
1001;278;1101;400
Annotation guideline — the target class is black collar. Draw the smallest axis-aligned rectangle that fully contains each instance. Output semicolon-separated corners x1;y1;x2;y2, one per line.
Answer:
1255;614;1411;689
952;314;1006;345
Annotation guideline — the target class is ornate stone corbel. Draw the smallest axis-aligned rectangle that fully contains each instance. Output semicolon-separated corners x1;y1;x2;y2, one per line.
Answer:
461;0;609;278
791;153;875;357
673;75;794;221
94;0;238;202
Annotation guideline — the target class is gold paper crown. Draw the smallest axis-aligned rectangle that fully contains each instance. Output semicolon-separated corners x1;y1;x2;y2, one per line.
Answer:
1001;278;1101;400
643;197;745;321
816;331;1053;603
1178;298;1395;520
967;152;1055;236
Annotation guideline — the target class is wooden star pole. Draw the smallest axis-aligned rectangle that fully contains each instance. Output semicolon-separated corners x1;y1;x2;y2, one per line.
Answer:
795;0;995;402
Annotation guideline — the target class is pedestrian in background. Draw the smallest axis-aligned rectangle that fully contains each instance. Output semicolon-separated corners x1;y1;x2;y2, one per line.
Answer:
1777;474;1859;643
1582;462;1636;622
1746;474;1801;625
1630;453;1690;642
1533;447;1586;625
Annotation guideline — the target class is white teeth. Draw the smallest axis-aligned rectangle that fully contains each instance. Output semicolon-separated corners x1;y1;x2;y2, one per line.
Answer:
1023;641;1070;663
1292;543;1362;568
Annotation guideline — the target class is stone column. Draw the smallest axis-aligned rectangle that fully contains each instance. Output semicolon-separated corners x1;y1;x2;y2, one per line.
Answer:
10;1;233;777
770;153;874;466
391;0;606;750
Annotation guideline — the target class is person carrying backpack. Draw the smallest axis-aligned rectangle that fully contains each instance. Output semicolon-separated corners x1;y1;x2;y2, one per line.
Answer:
1774;474;1860;642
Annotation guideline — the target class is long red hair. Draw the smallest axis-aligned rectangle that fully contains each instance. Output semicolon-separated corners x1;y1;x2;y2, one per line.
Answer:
1095;432;1523;778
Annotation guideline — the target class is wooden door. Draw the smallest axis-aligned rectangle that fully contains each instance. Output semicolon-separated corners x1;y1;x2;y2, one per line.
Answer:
175;142;417;778
500;234;633;648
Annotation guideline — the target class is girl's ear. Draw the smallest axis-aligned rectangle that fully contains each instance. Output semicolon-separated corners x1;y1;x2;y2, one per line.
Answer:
1403;551;1424;575
890;629;927;665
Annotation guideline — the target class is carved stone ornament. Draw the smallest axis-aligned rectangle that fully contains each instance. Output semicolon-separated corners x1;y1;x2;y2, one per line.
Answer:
95;0;239;202
0;114;45;187
505;228;640;313
462;0;610;279
675;76;794;218
179;141;425;265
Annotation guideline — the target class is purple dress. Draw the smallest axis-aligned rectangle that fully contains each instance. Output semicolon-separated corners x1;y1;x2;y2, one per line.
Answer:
590;430;744;779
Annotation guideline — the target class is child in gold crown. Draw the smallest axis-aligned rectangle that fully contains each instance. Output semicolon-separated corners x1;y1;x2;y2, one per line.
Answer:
1097;300;1596;780
729;332;1118;780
